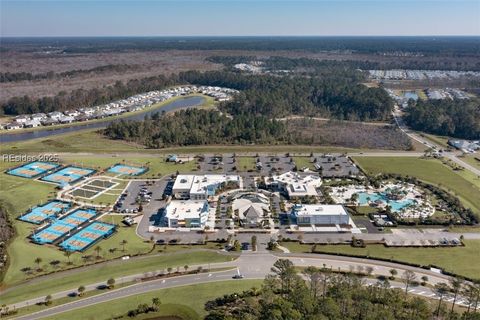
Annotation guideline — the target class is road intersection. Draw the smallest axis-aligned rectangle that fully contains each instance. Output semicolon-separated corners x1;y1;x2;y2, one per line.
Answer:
8;250;477;320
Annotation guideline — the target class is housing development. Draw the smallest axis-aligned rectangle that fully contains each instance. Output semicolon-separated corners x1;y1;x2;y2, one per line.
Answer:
0;26;479;320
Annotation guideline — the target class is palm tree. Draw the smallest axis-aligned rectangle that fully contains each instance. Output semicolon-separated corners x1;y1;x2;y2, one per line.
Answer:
120;240;128;252
94;246;102;259
34;257;42;270
389;269;397;280
449;277;464;314
151;297;161;311
434;282;449;317
64;251;72;265
77;285;86;297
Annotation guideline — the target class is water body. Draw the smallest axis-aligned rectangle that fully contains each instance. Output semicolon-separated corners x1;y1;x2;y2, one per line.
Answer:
0;96;205;143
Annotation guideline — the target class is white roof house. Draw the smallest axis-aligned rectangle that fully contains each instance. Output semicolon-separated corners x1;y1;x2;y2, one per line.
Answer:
173;174;242;200
266;171;322;198
232;193;270;227
164;200;209;228
291;204;350;225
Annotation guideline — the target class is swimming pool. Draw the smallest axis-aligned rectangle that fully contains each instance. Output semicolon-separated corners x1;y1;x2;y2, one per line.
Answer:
31;208;98;244
107;164;146;176
7;161;60;179
41;166;95;185
19;200;72;224
357;192;414;212
60;222;115;252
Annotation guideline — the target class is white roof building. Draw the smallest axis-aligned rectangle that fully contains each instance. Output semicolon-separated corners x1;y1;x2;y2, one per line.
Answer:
291;204;350;226
172;174;242;200
164;200;209;228
266;171;322;198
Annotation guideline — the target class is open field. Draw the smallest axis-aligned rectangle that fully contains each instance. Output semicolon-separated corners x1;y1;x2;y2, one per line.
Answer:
236;156;256;171
293;156;315;171
1;128;391;155
353;157;480;215
460;155;480;169
42;280;262;320
0;251;236;305
59;155;198;178
281;240;480;279
422;133;450;148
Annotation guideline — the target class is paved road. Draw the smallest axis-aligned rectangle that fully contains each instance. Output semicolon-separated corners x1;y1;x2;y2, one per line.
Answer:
9;251;477;319
392;105;480;176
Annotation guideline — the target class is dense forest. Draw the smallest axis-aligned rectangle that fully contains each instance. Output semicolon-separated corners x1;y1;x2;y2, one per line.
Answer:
204;259;480;320
3;37;479;57
105;109;292;147
0;64;137;83
405;99;480;140
2;66;393;122
180;70;393;121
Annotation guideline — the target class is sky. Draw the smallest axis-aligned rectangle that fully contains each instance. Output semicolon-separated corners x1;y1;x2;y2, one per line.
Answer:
1;0;479;37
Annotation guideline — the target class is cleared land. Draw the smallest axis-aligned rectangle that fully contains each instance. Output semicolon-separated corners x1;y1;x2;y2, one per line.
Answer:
353;157;480;215
41;280;262;320
288;119;413;150
281;240;480;279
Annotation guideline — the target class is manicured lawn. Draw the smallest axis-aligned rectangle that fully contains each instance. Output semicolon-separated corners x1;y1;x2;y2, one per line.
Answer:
353;157;480;216
44;280;262;320
0;161;65;285
293;156;315;170
281;240;480;280
2;130;146;154
236;156;256;171
461;155;480;169
1;251;237;305
59;155;198;179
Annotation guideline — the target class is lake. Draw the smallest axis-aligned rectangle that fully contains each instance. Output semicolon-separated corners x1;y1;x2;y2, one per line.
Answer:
0;96;205;143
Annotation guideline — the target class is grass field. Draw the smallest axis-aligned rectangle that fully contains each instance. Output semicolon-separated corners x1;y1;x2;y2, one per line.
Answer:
1;251;237;305
460;155;480;169
59;155;198;178
43;280;262;320
353;157;480;215
236;156;256;171
293;156;315;170
281;240;480;280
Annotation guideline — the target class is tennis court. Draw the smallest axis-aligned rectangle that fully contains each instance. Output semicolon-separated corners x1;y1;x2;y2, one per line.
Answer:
107;164;147;176
41;166;95;185
31;208;98;245
59;222;115;252
19;200;72;224
6;161;60;179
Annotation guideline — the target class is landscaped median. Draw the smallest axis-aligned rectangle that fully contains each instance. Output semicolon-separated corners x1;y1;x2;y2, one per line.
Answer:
279;239;480;280
0;251;238;306
19;280;262;320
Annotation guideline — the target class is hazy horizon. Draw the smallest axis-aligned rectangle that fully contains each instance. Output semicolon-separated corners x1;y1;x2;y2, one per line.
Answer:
1;0;479;37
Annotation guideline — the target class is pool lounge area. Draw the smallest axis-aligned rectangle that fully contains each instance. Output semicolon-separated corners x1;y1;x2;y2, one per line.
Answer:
107;164;147;176
6;161;60;179
357;192;415;212
60;222;116;252
31;208;98;244
41;166;95;185
19;200;72;224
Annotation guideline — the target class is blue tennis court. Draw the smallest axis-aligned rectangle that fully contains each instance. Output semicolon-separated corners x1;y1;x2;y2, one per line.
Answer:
6;161;60;179
60;222;115;252
41;166;95;185
31;208;97;244
107;164;146;176
19;200;72;224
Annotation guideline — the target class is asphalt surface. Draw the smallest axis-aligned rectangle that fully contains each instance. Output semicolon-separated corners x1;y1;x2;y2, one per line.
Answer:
9;251;478;320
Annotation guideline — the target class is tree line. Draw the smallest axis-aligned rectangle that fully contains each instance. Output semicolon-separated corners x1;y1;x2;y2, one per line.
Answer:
104;109;292;148
1;75;176;115
0;64;138;83
204;259;480;320
405;98;480;140
179;70;393;121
